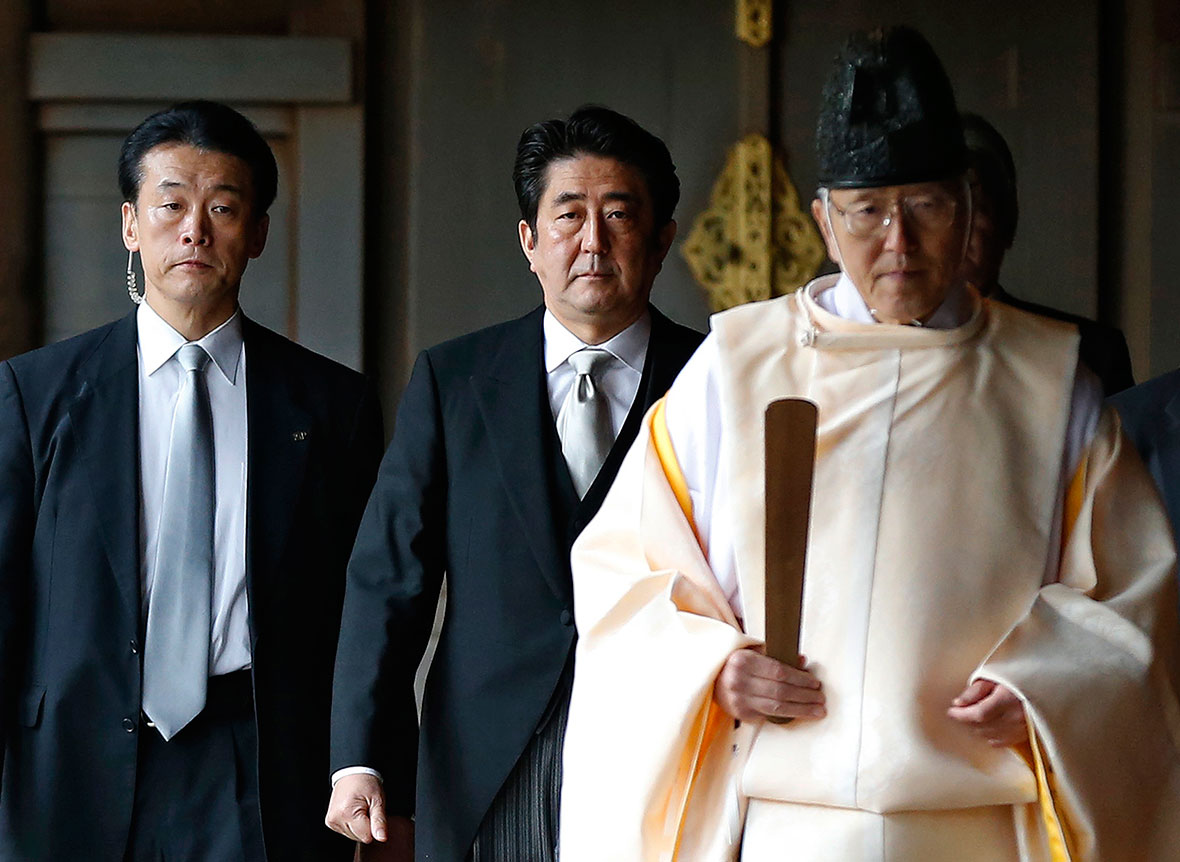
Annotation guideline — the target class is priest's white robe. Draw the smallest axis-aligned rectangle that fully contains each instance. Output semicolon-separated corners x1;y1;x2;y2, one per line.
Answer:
559;276;1180;861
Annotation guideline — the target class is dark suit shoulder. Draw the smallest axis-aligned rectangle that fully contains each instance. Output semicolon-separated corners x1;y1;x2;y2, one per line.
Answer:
992;289;1134;396
420;307;543;370
242;318;372;402
649;307;705;355
4;318;128;388
2;317;137;429
1110;367;1180;429
244;319;364;379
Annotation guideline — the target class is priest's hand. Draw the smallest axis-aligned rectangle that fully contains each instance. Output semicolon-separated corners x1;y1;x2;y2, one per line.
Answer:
947;679;1027;747
714;646;826;723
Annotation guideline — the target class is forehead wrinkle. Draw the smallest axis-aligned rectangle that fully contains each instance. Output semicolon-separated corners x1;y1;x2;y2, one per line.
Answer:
153;178;245;195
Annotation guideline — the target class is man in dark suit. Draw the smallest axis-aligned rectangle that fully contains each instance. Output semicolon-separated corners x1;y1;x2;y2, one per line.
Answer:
1111;370;1180;544
0;101;382;861
326;106;703;861
961;112;1135;395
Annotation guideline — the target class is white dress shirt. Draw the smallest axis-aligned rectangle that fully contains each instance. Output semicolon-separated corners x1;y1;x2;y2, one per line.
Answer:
331;307;653;788
138;300;251;676
664;274;1103;617
544;309;650;442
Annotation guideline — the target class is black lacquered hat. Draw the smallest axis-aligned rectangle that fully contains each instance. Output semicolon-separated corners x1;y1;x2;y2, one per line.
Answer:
816;26;967;189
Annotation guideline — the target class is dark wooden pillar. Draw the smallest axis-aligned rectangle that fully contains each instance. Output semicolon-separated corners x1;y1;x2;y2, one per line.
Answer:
0;1;36;360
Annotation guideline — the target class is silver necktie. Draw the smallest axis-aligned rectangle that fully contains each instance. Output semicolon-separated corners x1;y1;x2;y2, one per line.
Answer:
561;348;615;498
142;343;214;740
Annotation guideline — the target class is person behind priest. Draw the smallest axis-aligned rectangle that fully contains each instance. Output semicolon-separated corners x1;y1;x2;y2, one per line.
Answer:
325;105;703;861
1111;366;1180;558
558;26;1180;861
0;101;383;861
961;111;1134;395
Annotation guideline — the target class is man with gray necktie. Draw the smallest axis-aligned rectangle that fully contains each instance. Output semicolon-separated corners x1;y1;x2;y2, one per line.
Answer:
326;105;703;861
0;101;383;862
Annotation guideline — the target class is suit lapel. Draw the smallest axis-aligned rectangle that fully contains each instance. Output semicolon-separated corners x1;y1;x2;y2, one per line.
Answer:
243;319;312;642
68;313;141;621
577;308;689;519
471;307;576;603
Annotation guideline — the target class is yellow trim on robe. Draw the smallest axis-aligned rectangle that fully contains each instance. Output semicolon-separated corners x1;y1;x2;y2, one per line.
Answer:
651;398;699;543
1018;456;1089;861
650;396;728;860
1019;728;1074;861
1024;455;1088;860
1060;458;1088;555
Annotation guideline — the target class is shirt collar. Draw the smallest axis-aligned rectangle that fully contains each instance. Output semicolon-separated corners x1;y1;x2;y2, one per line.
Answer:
137;300;244;383
828;271;971;329
543;308;651;374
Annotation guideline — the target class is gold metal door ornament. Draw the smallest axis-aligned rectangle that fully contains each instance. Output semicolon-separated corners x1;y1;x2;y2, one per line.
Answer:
682;0;826;312
737;0;773;49
682;134;825;312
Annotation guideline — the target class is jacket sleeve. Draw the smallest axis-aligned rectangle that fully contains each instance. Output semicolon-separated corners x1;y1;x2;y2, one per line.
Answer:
0;362;34;787
330;350;447;818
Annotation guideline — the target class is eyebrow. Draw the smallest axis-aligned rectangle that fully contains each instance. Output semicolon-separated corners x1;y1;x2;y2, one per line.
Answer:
550;190;641;205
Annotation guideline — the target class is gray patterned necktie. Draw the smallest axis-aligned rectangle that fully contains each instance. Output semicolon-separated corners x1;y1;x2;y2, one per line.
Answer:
142;343;214;740
561;348;615;498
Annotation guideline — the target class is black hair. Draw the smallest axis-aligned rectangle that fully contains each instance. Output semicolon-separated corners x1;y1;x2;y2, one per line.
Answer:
512;105;679;237
961;112;1018;250
118;100;278;216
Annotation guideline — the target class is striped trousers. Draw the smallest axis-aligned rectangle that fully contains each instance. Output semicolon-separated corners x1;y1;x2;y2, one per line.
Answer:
470;681;571;862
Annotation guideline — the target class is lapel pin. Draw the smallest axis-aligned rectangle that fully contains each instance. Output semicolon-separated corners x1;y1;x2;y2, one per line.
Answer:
292;430;309;442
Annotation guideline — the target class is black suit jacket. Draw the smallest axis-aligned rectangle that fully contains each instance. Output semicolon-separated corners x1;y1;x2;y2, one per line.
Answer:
992;285;1135;396
0;312;383;861
331;304;702;861
1110;367;1180;543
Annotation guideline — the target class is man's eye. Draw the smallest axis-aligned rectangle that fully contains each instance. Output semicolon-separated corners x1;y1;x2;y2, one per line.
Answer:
212;205;233;214
557;212;578;220
161;202;182;211
607;210;629;219
851;204;879;218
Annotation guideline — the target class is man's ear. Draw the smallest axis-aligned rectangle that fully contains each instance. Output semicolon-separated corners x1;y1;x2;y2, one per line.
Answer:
518;220;538;272
655;219;677;263
121;201;139;252
248;214;270;260
811;198;841;264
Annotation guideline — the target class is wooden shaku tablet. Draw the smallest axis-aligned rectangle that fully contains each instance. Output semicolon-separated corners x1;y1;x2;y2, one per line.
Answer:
763;398;817;724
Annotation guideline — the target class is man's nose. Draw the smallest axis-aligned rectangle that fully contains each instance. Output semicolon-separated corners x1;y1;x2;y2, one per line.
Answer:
181;211;211;246
881;206;915;253
582;212;609;254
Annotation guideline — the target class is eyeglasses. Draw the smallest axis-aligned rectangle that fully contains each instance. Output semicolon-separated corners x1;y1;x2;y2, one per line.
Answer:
822;187;960;239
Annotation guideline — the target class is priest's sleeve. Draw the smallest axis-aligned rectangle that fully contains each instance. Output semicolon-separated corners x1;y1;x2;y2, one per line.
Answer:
559;398;758;862
977;406;1180;861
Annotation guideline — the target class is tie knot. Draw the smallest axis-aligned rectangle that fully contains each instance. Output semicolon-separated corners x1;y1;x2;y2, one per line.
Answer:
177;343;211;373
568;348;612;378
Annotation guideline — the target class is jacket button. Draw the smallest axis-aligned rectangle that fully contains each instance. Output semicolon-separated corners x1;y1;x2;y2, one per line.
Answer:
122;717;136;733
129;639;139;655
560;609;573;626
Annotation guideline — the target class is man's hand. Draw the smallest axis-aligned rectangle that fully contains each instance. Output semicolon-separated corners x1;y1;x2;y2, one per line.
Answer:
326;774;391;845
713;647;825;723
947;679;1027;747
